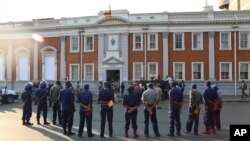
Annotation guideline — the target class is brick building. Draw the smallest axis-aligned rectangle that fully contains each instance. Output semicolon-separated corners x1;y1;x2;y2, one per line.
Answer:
0;10;250;95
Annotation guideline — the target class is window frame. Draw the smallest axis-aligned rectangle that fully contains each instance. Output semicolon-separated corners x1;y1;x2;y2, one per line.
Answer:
239;32;250;50
133;62;143;80
173;33;185;51
84;35;94;52
69;64;79;81
147;62;158;80
192;32;203;50
219;62;232;81
0;50;5;81
147;33;158;51
133;34;143;51
239;62;250;80
220;32;231;50
173;62;185;80
191;62;204;81
70;36;79;52
84;63;94;81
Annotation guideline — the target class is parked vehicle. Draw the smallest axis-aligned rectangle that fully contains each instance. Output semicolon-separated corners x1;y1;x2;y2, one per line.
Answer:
0;88;18;103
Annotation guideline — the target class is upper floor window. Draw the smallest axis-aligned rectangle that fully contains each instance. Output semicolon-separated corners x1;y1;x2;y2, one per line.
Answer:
239;63;250;80
70;36;79;52
192;62;204;80
133;62;143;80
148;34;158;50
220;32;231;50
174;33;184;50
133;34;143;50
192;33;203;50
70;64;79;81
84;36;94;52
240;32;250;49
173;62;185;80
220;62;232;80
148;62;158;80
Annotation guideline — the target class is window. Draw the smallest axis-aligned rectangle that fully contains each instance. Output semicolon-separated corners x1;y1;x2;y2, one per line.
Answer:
70;64;79;81
133;62;143;80
174;33;184;50
173;62;185;80
15;48;30;81
239;63;250;80
220;62;232;80
84;64;94;81
240;32;249;49
148;34;158;50
192;33;203;50
85;36;94;52
192;62;204;80
0;52;4;81
133;34;143;50
148;62;158;80
220;32;231;49
41;46;57;81
70;36;79;52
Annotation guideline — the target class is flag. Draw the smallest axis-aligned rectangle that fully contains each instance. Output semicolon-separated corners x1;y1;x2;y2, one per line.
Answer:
104;4;111;17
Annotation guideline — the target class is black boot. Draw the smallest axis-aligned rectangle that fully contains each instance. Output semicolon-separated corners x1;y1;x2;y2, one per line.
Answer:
22;120;26;125
26;120;33;126
52;120;56;125
37;118;41;125
44;118;50;125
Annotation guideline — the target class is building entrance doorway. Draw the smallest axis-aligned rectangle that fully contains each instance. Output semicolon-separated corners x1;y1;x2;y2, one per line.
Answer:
106;70;120;92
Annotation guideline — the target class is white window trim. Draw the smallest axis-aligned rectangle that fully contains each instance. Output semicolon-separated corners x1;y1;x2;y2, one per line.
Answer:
133;62;143;80
69;64;79;81
220;32;232;50
173;62;185;80
147;62;158;80
239;62;250;81
84;35;94;52
219;62;232;81
41;46;57;81
191;62;204;81
84;63;94;81
239;32;250;50
192;32;203;50
0;50;5;81
147;33;158;51
133;34;143;51
15;48;30;81
173;33;185;51
70;36;79;53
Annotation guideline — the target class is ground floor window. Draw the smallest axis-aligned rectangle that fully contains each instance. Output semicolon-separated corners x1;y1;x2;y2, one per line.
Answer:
17;56;29;80
0;54;4;81
192;62;203;80
148;62;158;80
70;64;79;81
220;62;232;80
133;62;143;80
239;63;250;80
44;55;56;80
84;64;94;81
174;62;185;80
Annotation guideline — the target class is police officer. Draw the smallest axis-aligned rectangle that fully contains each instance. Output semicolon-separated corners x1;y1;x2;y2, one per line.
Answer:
202;81;218;135
21;82;34;125
141;83;160;138
60;81;76;136
49;80;62;125
168;80;183;137
185;84;203;135
36;81;50;125
77;84;94;137
123;85;140;138
98;81;114;138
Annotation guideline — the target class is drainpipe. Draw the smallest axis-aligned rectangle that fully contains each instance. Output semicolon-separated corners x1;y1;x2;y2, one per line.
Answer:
142;26;149;81
233;14;238;96
79;30;84;87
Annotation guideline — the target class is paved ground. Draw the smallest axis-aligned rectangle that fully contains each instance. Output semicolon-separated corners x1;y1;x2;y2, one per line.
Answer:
0;99;249;141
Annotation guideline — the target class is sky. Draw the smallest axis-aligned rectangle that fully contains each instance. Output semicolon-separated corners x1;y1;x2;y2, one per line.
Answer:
0;0;219;23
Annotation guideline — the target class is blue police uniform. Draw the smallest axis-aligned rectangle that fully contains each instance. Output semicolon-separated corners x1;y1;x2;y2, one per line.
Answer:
203;86;218;134
36;81;50;125
60;85;75;135
77;89;94;137
21;83;33;125
98;87;114;137
123;92;140;131
168;86;183;136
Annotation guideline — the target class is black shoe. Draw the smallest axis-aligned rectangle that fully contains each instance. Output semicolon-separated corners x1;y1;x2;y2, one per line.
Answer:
78;134;83;137
100;134;104;138
194;132;198;136
67;132;76;136
88;134;94;137
22;121;26;125
44;122;50;125
176;131;181;136
184;130;190;134
155;133;160;137
168;133;175;137
109;133;113;138
52;121;56;125
26;122;33;126
145;134;149;138
63;131;67;135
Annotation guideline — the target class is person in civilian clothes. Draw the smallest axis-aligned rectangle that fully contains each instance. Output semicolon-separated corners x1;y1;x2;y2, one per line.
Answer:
168;80;183;137
21;82;34;126
212;85;222;130
77;84;94;137
98;81;115;138
36;81;50;125
123;85;140;138
141;83;160;138
240;80;248;99
154;83;163;109
202;81;218;135
60;81;76;136
184;84;203;135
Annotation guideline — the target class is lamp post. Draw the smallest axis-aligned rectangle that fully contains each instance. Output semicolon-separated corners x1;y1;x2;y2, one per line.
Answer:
78;30;84;87
142;26;149;81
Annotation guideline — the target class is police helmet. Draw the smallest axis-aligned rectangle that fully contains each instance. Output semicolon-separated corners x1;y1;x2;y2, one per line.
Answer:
191;83;197;89
24;82;33;91
65;81;72;87
39;80;47;89
212;85;218;91
147;83;154;89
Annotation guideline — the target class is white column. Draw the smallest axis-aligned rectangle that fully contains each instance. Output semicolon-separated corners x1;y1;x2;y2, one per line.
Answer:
98;33;105;81
209;32;215;80
33;41;39;81
163;32;169;78
7;40;13;88
121;33;128;82
60;36;66;80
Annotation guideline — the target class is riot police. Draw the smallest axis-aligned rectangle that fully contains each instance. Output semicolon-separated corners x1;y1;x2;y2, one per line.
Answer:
36;81;50;125
21;82;34;125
